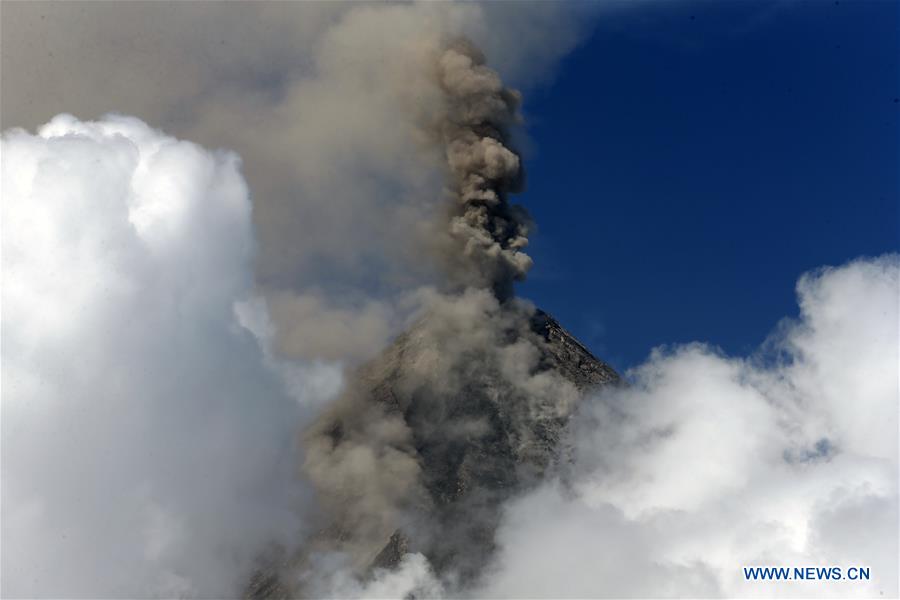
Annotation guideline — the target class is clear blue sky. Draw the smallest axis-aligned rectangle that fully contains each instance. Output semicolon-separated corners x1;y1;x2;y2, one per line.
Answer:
516;0;899;372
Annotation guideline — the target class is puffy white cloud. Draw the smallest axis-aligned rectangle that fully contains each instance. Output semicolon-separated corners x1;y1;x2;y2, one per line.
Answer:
307;552;445;600
478;255;899;598
1;115;336;598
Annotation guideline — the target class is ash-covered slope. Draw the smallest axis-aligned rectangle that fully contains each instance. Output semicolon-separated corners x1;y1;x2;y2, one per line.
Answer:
360;307;619;576
530;309;619;391
274;299;617;596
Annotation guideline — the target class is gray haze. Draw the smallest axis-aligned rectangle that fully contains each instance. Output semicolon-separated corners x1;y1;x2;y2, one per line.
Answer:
2;1;595;364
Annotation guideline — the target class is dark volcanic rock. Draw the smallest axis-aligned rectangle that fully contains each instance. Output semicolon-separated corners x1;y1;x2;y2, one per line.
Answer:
530;309;620;390
370;531;410;571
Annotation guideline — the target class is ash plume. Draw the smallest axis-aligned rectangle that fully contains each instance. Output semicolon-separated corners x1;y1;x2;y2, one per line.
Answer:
436;40;532;300
276;39;620;598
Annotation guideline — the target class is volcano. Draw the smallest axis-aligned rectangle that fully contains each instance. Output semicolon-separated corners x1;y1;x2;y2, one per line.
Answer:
247;40;620;599
247;304;618;598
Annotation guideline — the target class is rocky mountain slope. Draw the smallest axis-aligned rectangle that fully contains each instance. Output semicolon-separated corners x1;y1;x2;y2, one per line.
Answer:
247;307;618;598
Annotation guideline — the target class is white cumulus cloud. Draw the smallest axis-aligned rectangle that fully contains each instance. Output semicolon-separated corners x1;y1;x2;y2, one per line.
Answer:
1;114;335;598
478;255;899;598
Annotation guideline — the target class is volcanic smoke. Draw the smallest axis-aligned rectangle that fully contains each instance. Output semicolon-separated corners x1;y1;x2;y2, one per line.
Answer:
250;39;620;598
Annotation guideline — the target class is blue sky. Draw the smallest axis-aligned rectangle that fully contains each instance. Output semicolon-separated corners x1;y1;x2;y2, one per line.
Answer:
517;0;899;372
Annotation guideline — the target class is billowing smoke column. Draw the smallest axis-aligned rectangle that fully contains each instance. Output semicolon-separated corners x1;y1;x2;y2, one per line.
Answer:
276;39;620;599
437;40;532;300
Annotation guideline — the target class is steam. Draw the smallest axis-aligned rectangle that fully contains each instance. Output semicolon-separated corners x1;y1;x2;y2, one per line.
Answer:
0;115;335;598
477;255;899;598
